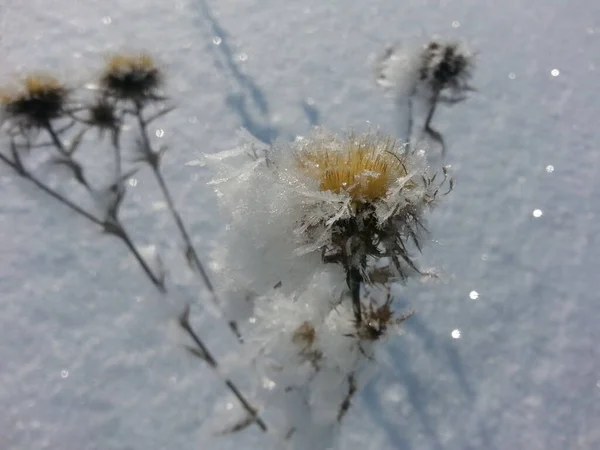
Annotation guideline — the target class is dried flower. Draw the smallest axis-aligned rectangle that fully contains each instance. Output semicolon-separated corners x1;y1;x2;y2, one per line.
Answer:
0;74;69;131
418;39;475;103
290;129;447;283
99;53;163;103
375;38;476;157
376;38;475;104
87;98;119;130
209;128;450;323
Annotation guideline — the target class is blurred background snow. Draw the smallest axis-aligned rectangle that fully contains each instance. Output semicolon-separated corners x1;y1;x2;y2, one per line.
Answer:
1;0;599;449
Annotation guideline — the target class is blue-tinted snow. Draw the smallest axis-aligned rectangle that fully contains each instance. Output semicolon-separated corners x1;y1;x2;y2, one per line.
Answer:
1;0;599;449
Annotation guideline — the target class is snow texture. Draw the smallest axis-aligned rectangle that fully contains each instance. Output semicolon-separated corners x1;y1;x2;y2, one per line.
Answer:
1;0;600;449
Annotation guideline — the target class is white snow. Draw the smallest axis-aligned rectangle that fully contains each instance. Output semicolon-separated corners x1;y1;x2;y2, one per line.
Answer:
1;0;600;449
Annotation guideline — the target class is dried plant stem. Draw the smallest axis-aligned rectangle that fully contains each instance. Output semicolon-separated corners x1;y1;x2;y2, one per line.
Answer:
45;123;69;156
1;146;164;290
346;266;363;326
0;141;265;432
0;152;101;225
107;221;166;291
337;373;357;422
419;89;447;159
132;102;242;340
112;133;122;181
179;305;267;432
406;97;414;149
44;123;93;190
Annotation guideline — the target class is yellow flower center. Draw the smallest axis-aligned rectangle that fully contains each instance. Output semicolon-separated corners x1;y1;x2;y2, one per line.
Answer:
295;133;409;202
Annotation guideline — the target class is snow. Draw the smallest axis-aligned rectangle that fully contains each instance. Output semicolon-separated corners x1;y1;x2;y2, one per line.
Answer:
1;0;600;449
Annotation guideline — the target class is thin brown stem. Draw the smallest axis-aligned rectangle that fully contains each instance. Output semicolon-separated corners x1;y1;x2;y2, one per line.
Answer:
347;266;363;326
337;373;357;422
112;129;122;182
44;122;92;190
179;306;267;431
420;89;447;159
0;153;102;225
2;146;264;431
110;221;166;291
133;102;242;340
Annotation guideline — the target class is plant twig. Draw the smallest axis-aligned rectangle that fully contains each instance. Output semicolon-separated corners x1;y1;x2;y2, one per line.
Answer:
419;90;447;159
179;305;267;431
346;266;363;326
132;102;242;340
0;151;102;225
44;122;93;190
1;141;265;432
337;373;357;422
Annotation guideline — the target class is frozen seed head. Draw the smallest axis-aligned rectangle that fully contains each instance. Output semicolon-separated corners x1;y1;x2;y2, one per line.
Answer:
295;131;413;203
420;39;475;98
288;129;450;282
207;127;451;295
87;98;119;130
99;53;163;102
0;74;68;130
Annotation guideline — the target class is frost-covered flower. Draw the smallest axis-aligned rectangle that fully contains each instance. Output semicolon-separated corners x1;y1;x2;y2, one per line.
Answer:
208;128;450;323
207;128;447;443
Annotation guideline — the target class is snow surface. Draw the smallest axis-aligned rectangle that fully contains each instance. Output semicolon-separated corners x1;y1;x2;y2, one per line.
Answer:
1;0;600;449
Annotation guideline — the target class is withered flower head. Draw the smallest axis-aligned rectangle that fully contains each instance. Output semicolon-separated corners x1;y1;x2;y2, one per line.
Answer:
99;53;163;102
420;39;475;99
287;129;448;282
0;74;68;130
208;128;451;300
88;98;119;130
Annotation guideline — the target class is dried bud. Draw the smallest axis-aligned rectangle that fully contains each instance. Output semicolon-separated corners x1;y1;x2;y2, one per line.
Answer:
375;38;476;104
87;98;119;131
99;53;163;103
419;39;475;101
